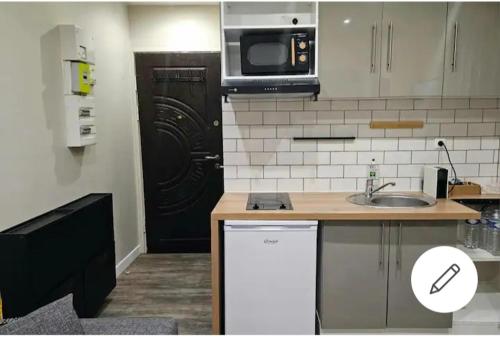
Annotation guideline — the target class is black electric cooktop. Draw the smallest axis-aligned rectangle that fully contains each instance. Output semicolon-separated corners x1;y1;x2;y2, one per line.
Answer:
246;193;293;210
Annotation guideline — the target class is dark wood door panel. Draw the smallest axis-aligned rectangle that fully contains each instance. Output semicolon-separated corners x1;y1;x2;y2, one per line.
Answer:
135;53;223;253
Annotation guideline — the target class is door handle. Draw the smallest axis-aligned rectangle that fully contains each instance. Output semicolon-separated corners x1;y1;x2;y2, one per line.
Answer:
379;221;385;268
386;21;393;72
370;23;377;73
204;154;220;160
397;222;402;268
214;163;224;170
291;37;296;67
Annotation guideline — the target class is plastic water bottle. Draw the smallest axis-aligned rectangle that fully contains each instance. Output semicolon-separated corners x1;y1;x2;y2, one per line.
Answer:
487;223;500;256
464;219;480;249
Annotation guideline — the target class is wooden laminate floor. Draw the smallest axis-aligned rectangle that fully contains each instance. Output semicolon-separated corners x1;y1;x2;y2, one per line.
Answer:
98;253;211;335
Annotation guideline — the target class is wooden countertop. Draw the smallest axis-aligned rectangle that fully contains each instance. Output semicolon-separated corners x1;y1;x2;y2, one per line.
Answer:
211;192;480;221
450;193;500;200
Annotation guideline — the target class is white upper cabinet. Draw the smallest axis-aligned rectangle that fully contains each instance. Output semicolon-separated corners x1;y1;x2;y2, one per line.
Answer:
379;3;447;97
319;3;383;98
443;3;500;97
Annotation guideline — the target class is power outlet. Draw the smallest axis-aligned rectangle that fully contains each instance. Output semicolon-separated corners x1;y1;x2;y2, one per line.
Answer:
433;138;447;149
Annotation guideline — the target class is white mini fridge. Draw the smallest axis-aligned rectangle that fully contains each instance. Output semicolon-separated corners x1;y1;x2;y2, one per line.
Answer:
224;220;318;334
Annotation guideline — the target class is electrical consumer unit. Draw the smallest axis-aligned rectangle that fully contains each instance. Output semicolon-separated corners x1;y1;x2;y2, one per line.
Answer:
57;24;96;147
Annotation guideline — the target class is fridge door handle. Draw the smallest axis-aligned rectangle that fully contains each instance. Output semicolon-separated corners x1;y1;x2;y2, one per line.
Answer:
379;221;385;268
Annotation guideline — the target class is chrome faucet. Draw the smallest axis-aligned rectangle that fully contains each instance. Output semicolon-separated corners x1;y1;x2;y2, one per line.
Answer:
365;180;396;198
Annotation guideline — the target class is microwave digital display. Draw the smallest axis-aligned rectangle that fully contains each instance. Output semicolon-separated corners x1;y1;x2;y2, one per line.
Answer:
240;32;311;75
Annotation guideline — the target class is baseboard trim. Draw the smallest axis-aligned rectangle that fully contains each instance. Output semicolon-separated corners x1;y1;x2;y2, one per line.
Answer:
115;245;141;277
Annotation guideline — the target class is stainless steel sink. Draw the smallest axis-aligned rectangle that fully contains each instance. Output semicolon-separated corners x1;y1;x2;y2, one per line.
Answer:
347;193;437;208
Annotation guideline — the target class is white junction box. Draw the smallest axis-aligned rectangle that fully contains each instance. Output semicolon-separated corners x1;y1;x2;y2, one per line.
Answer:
65;95;96;147
58;24;95;63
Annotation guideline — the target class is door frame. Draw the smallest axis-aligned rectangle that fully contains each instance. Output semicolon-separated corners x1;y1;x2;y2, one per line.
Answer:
131;51;222;254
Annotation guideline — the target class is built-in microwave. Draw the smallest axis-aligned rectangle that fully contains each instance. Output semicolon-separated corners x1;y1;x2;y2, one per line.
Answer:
240;32;312;76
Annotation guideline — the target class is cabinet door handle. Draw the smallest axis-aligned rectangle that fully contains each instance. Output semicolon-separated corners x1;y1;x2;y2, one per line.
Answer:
379;221;385;268
370;23;377;73
397;222;402;268
291;37;296;67
451;22;459;72
386;21;394;72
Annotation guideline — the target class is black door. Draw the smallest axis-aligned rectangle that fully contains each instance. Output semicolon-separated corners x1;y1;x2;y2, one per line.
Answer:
135;53;223;253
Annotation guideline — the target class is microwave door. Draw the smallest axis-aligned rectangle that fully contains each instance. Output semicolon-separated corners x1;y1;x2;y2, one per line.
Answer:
240;34;292;75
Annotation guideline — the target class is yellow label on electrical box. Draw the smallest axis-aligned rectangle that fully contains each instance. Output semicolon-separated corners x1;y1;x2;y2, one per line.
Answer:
71;61;93;95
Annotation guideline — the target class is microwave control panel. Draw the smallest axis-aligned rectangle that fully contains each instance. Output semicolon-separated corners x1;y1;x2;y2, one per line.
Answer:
293;33;309;66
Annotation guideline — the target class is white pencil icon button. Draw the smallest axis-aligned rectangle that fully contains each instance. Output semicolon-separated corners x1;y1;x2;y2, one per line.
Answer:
430;263;460;295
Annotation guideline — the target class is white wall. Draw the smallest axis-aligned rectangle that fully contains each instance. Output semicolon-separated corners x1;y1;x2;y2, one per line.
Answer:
128;4;221;51
0;3;141;263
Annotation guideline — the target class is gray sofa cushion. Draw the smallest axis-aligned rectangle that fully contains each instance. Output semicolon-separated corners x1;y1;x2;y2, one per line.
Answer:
81;317;178;335
0;294;84;335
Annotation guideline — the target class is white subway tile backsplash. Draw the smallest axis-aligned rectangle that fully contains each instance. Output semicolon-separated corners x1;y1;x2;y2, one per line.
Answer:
290;111;316;124
225;179;251;192
223;139;237;152
470;98;497;109
331;152;358;164
251;178;277;192
440;123;467;137
359;99;386;110
304;99;331;111
468;123;495;137
400;110;427;121
223;111;236;125
277;125;303;138
304;152;330;164
238;165;264;178
414;98;441;110
412;124;440;137
250;100;276;111
442;98;469;109
304;124;331;137
277;178;303;191
264;138;290;152
455;109;482;123
344;165;368;178
454;137;480;150
304;178;331;191
237;139;263;152
332;100;358;110
481;137;500;150
264;165;290;178
223;125;250;138
467;150;494;164
399;138;426;151
317;165;343;178
223;97;500;192
372;110;399;121
224;152;250;165
358;124;385;138
263;111;290;125
250;125;276;138
291;165;316;178
250;152;276;165
345;110;371;124
277;152;303;165
483;109;500;122
291;140;317;152
317;111;344;124
277;100;303;111
412;151;439;164
385;151;412;164
386;99;413;110
318;140;344;151
345;139;371;151
332;178;358;192
427;110;454;123
372;138;398;151
383;178;411;191
235;111;262;124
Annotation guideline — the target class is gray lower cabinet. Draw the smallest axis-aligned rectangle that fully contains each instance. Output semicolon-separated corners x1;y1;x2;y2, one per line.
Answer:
319;220;456;330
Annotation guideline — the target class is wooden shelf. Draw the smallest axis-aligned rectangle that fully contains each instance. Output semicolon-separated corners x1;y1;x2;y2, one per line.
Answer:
457;244;500;262
453;283;500;324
